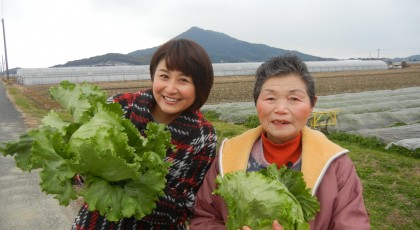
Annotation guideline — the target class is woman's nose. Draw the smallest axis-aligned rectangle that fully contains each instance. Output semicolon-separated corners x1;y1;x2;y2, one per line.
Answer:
274;100;288;113
165;79;178;93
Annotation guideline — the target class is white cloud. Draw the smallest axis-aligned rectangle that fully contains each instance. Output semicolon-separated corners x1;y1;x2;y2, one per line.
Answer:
1;0;419;68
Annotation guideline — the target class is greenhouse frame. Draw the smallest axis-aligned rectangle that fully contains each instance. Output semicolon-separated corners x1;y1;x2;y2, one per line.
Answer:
15;60;389;85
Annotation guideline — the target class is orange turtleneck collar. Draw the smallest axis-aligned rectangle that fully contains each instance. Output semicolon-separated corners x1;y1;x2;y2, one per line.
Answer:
261;132;302;168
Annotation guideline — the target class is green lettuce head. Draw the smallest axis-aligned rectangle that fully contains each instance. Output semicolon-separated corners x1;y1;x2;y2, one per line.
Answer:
213;164;320;230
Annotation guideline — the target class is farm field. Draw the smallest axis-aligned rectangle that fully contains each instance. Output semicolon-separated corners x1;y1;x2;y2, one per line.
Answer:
8;64;420;144
204;86;420;150
14;64;420;108
3;64;419;153
1;64;420;229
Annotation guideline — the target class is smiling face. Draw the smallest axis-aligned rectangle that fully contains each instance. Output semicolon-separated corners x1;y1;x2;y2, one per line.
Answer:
152;59;196;124
256;74;316;144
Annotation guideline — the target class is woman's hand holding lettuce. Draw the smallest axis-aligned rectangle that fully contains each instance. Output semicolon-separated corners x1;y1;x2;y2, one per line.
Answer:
0;81;174;222
213;164;320;230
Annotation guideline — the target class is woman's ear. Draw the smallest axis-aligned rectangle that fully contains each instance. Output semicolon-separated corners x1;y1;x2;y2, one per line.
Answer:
312;96;318;108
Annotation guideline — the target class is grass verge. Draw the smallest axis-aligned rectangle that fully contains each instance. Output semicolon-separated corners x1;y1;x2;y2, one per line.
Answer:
329;134;420;229
4;84;46;127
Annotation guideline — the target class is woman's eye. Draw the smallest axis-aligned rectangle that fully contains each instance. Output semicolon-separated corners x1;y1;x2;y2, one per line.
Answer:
180;77;192;83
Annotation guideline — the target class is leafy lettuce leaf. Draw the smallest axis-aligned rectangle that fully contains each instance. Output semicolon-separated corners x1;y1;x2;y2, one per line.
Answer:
213;164;320;230
0;81;174;221
48;81;107;123
261;165;320;222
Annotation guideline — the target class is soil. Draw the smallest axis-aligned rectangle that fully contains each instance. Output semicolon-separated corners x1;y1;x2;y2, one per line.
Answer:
4;64;420;128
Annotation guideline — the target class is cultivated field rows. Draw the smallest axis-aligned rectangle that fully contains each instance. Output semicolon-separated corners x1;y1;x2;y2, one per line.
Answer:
202;87;420;150
8;66;420;150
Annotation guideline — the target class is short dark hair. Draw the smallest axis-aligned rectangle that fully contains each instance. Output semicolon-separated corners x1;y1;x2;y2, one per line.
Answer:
149;39;214;109
253;55;316;107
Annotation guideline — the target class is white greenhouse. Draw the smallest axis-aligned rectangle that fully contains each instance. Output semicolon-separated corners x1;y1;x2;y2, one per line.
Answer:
16;66;151;85
305;60;388;72
15;60;389;85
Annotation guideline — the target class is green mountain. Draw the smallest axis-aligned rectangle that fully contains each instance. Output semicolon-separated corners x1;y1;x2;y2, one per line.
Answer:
53;53;148;67
53;27;334;67
405;55;420;61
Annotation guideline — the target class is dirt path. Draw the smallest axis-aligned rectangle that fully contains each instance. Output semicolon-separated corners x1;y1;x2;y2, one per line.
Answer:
0;82;80;230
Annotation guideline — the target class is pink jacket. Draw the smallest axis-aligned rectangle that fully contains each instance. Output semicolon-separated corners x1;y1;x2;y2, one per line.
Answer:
190;126;370;229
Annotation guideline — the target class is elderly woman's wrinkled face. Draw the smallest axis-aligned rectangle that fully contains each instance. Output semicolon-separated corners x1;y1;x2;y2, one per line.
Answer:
256;74;316;144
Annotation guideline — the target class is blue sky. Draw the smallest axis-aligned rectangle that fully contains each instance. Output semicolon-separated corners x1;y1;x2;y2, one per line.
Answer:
2;0;420;68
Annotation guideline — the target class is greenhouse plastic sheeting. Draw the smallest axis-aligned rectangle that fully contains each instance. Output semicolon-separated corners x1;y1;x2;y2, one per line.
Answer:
385;138;420;151
16;60;388;85
202;87;420;150
16;66;151;85
305;60;388;72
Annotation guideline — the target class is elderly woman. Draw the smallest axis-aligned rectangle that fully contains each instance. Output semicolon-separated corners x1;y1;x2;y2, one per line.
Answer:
190;55;370;230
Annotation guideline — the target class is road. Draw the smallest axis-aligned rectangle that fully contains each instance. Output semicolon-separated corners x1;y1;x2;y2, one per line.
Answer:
0;81;80;230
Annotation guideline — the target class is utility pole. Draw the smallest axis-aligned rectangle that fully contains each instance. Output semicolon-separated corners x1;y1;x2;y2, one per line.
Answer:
377;49;380;60
2;17;9;80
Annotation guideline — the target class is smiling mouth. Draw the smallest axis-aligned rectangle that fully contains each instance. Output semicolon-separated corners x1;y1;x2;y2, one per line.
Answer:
164;96;180;102
273;120;290;125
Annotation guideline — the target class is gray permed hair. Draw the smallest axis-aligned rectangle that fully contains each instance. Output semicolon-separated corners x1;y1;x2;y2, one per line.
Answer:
253;55;316;107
